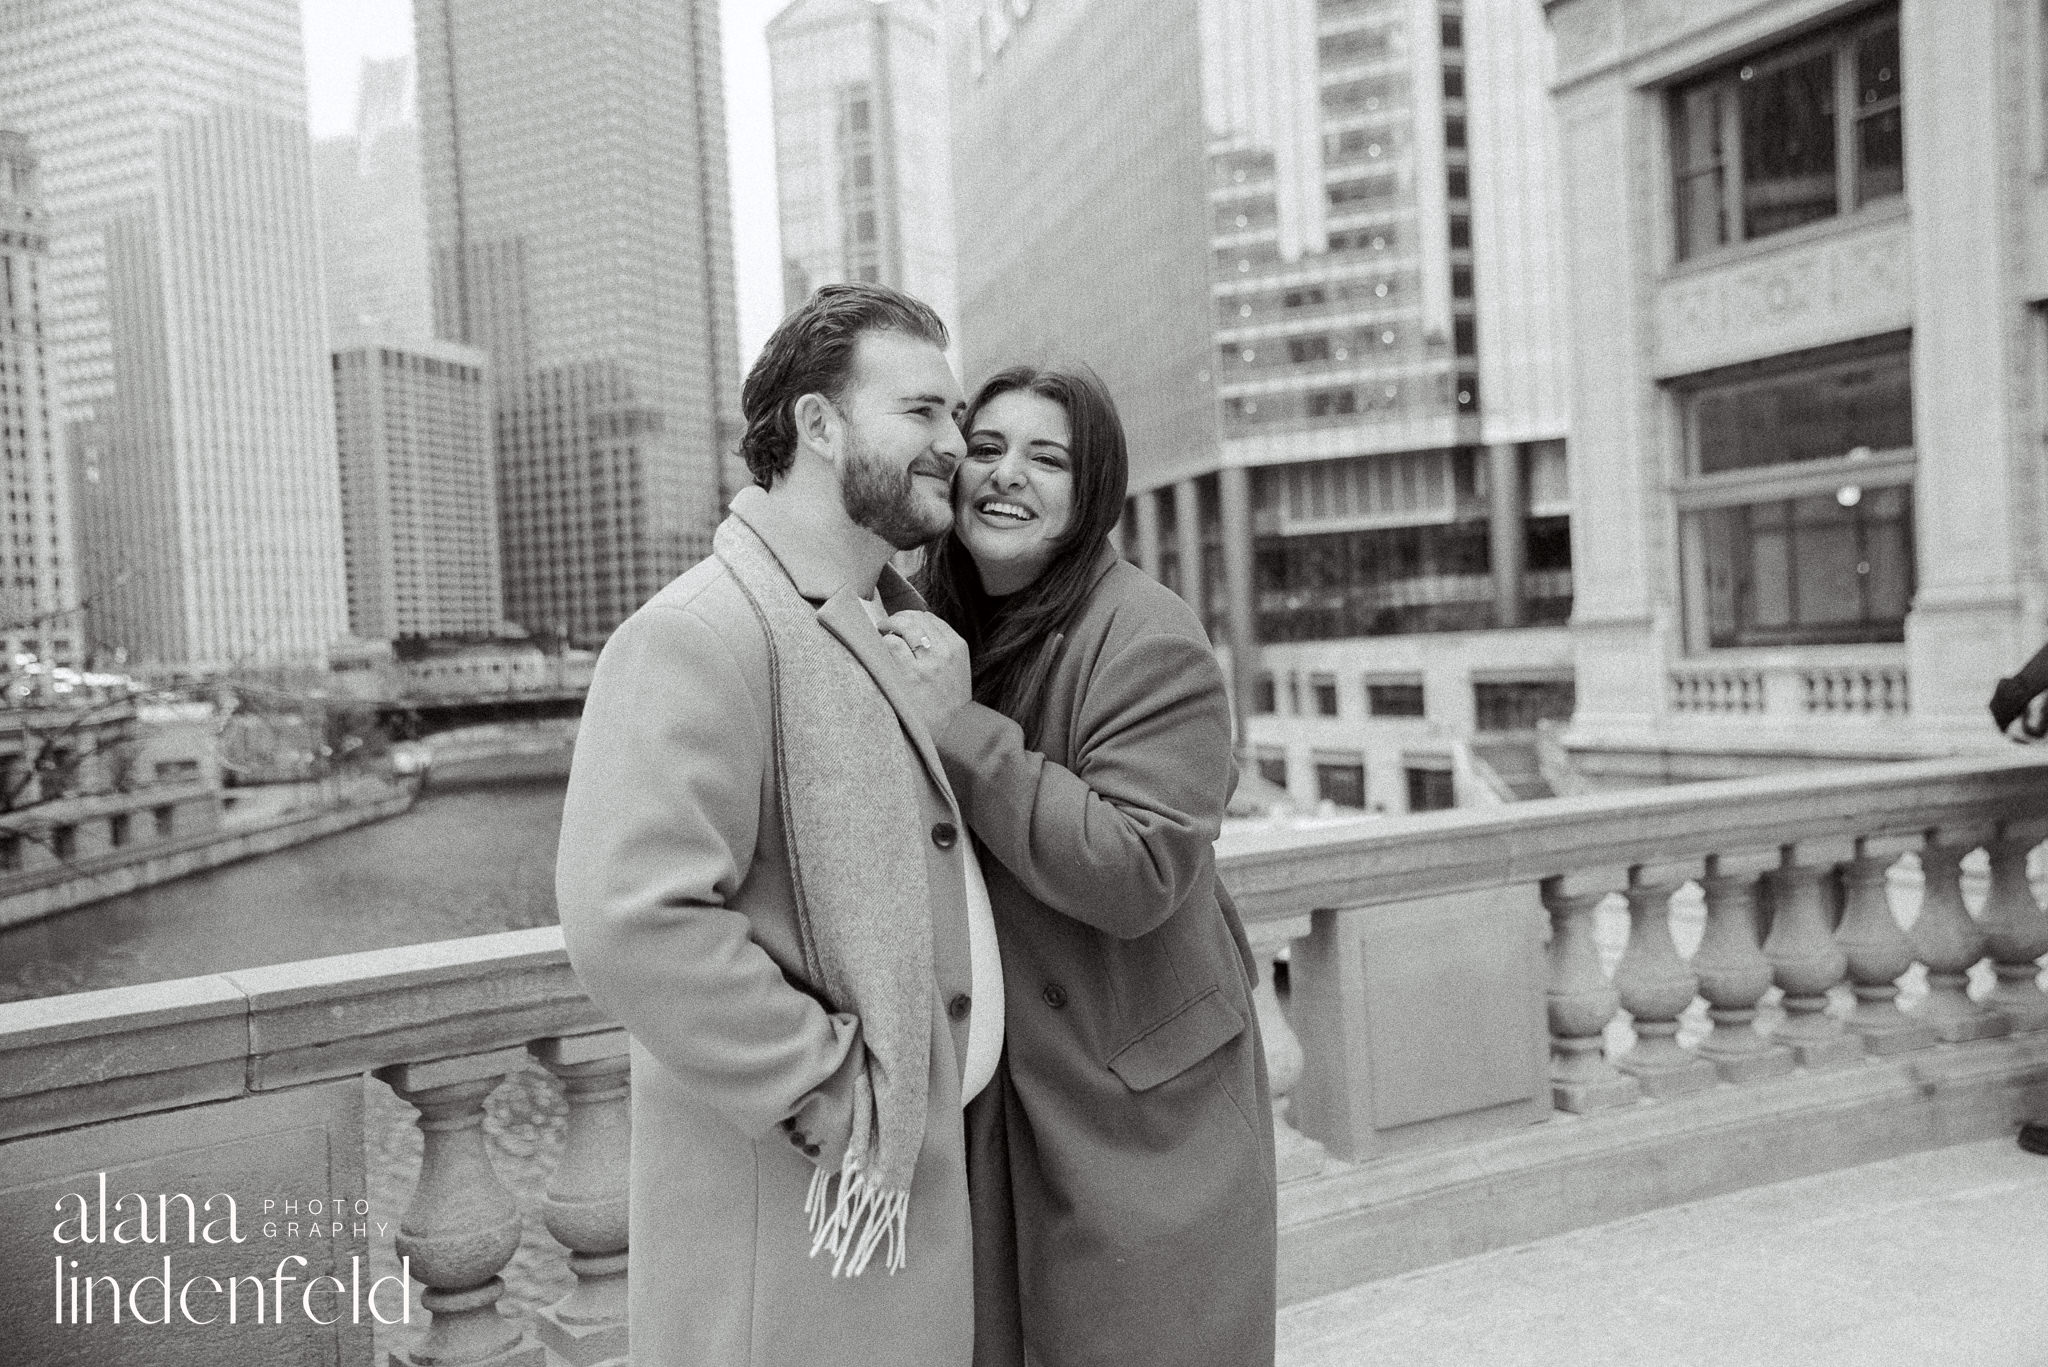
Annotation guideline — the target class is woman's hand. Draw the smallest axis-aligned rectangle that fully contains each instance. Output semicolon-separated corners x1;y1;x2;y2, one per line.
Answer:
879;610;972;738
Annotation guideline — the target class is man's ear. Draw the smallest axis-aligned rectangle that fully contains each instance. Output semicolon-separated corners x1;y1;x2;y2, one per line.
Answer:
792;392;839;460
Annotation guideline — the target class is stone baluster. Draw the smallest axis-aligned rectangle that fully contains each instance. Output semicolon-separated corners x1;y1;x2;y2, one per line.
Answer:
1244;917;1328;1180
376;1050;544;1367
1910;832;2010;1042
1761;845;1861;1067
529;1030;632;1366
1692;855;1794;1082
1978;823;2048;1032
1834;838;1936;1054
1541;877;1640;1112
1612;868;1718;1096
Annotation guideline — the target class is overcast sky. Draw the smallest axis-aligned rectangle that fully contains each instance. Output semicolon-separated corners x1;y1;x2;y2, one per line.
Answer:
298;0;788;363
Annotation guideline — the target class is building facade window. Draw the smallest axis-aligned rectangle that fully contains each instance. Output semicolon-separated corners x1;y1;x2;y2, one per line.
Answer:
1696;489;1912;645
1310;673;1339;716
1671;5;1901;261
1314;755;1366;808
1692;345;1910;475
1320;27;1390;63
1256;521;1494;641
1405;765;1454;812
1366;680;1426;717
1676;339;1915;647
1473;679;1575;731
1254;746;1288;789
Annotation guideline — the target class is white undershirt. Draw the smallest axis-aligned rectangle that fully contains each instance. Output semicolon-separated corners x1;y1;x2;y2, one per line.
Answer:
860;595;1004;1103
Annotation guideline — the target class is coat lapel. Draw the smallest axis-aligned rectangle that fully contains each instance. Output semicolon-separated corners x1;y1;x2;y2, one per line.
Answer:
815;588;958;808
724;488;959;805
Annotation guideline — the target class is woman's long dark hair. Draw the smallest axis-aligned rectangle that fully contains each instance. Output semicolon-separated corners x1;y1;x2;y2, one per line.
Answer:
917;365;1130;747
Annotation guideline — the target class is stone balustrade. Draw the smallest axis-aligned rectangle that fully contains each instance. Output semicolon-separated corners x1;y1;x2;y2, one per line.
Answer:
1219;753;2048;1297
1668;657;1911;719
1801;663;1910;715
1668;667;1764;715
4;755;2048;1360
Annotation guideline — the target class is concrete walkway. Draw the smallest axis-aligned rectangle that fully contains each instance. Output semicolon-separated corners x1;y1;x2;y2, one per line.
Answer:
1277;1138;2048;1367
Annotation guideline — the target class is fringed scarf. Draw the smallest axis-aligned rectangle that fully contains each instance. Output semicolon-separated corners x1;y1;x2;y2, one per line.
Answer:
715;516;935;1277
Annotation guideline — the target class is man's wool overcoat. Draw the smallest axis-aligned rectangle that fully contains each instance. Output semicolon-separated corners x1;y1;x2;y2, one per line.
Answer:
556;488;981;1367
948;546;1278;1367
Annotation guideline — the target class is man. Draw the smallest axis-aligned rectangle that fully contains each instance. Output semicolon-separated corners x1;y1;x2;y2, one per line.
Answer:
557;283;999;1364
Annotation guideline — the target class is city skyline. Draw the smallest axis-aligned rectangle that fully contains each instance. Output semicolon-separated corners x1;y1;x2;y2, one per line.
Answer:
415;0;743;645
303;0;793;363
1;0;350;670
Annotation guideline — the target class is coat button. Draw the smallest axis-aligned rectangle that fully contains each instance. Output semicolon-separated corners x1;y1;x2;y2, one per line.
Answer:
931;821;958;849
1042;982;1068;1009
803;1143;821;1158
946;992;972;1022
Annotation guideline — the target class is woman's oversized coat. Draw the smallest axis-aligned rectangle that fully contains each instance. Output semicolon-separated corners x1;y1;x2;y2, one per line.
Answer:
942;546;1278;1367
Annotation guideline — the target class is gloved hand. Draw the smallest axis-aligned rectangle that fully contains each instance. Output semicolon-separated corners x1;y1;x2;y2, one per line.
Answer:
1989;639;2048;736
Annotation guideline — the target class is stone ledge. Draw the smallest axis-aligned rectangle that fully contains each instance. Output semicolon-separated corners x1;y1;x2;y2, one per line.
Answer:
1220;754;2048;921
0;975;249;1142
1276;1031;2048;1305
0;929;609;1139
227;927;605;1091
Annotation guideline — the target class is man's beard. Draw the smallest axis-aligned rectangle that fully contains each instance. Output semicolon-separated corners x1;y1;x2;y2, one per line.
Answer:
838;429;952;551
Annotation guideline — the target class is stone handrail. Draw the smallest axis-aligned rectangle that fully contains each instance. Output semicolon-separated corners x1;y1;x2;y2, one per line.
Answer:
0;928;616;1365
1215;754;2048;918
1218;752;2048;1182
5;753;2047;1361
0;927;599;1144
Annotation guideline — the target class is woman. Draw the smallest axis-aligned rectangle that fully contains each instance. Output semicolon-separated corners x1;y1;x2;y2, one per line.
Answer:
880;366;1275;1367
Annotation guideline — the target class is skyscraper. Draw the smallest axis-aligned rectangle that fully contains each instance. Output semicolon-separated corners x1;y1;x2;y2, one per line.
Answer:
313;56;436;348
0;0;349;670
332;339;500;641
0;133;79;667
952;0;1575;812
416;0;743;644
768;0;957;323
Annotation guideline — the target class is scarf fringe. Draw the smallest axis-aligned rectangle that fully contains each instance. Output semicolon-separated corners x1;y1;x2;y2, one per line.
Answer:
804;1150;911;1277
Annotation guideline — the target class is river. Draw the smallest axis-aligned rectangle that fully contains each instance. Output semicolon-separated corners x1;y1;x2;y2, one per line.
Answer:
0;777;568;1003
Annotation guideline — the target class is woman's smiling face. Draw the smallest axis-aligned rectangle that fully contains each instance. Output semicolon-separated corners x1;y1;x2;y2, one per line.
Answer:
953;388;1075;595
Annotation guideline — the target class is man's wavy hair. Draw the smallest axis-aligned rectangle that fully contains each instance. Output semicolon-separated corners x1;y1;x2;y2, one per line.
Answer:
738;283;951;489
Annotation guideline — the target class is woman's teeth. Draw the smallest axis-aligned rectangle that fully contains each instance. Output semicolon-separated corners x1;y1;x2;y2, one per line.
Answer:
979;500;1033;522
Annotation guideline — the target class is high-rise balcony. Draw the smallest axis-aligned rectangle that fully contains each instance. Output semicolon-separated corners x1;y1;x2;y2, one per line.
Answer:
4;755;2046;1363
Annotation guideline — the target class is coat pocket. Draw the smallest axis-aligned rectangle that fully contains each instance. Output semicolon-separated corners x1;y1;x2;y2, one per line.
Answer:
1105;985;1247;1092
